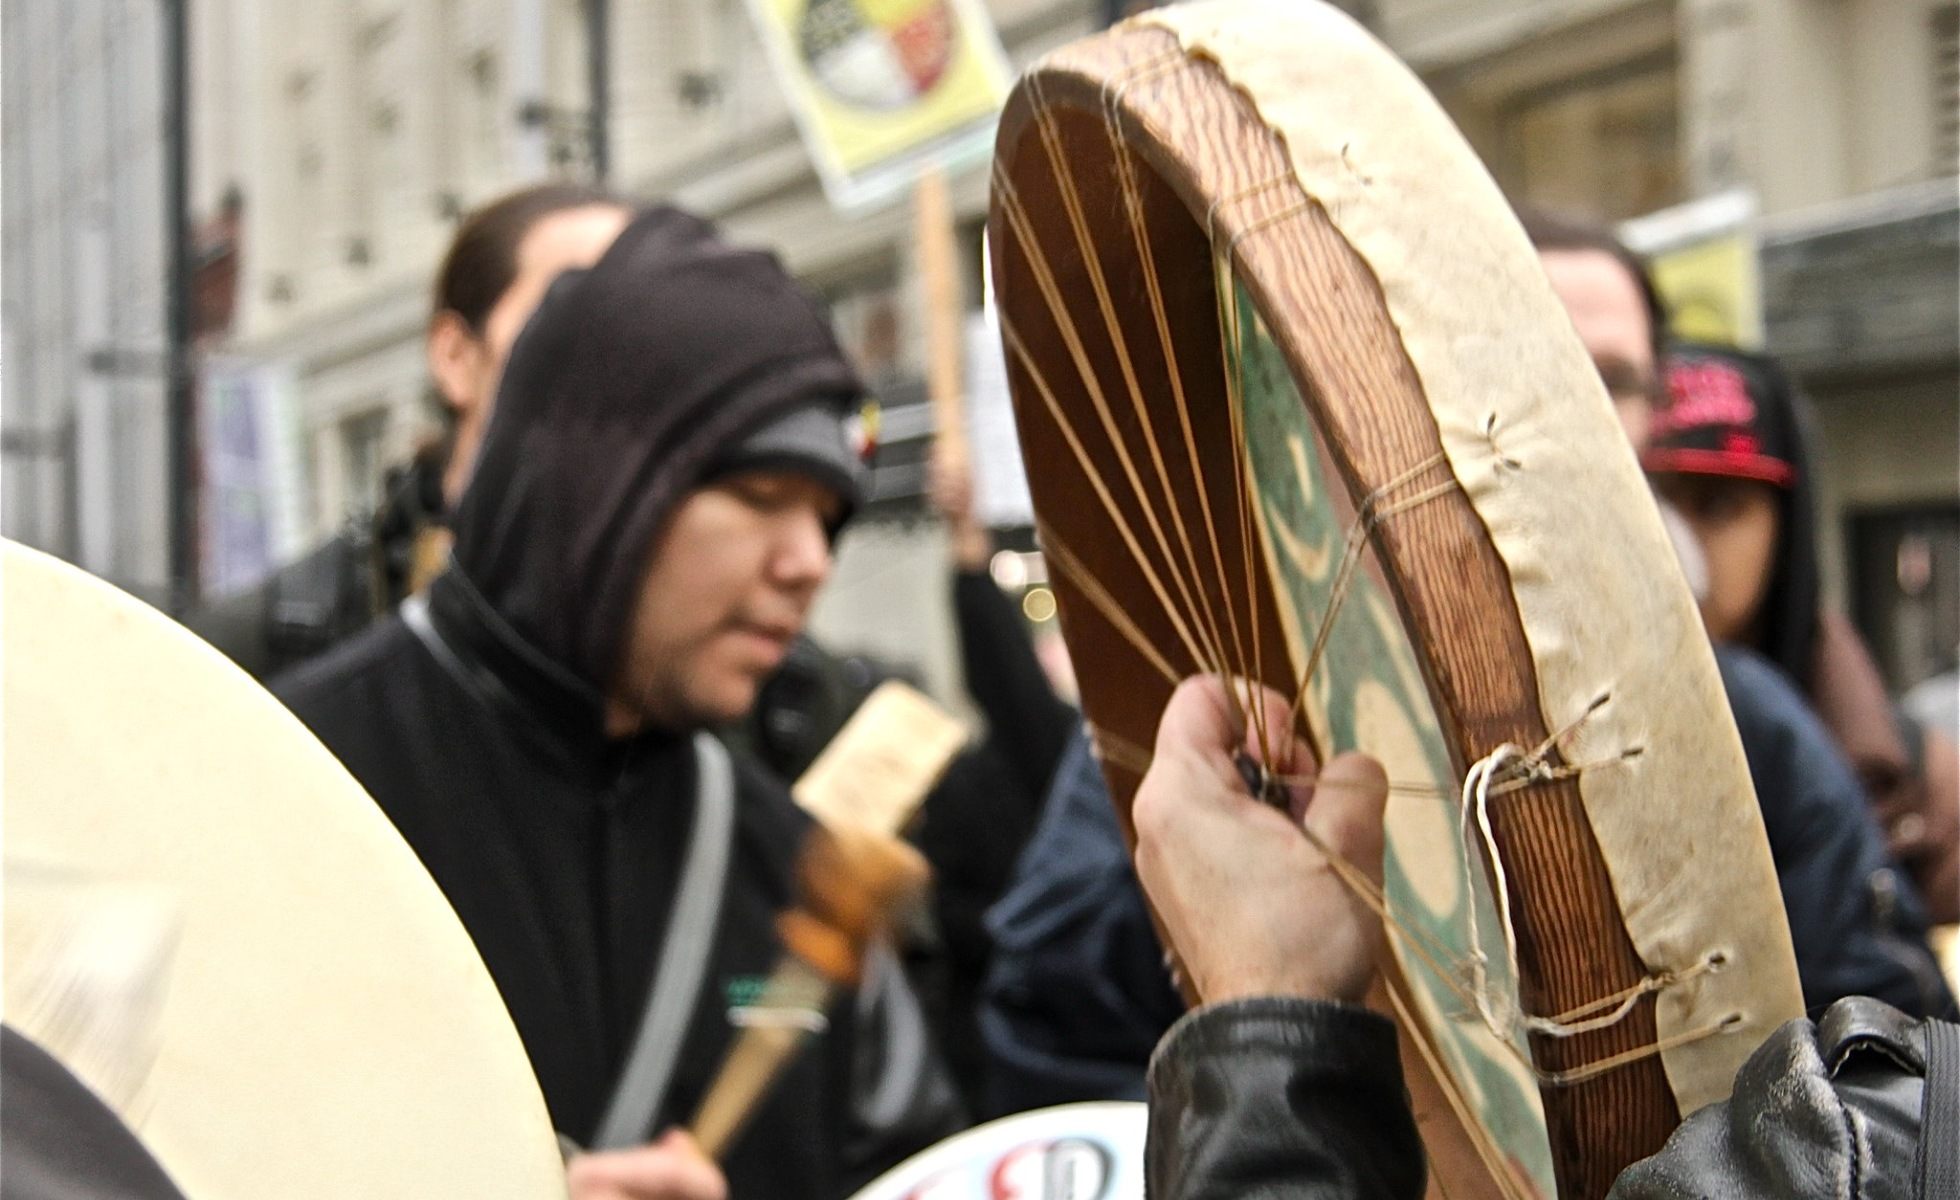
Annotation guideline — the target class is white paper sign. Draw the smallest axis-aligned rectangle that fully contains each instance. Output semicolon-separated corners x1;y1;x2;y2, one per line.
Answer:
964;308;1033;528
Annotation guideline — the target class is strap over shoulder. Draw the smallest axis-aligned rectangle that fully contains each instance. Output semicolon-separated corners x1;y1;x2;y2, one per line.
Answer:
1919;1016;1957;1200
589;733;738;1150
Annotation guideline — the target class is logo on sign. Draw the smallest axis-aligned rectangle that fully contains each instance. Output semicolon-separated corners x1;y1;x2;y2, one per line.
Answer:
902;1137;1113;1200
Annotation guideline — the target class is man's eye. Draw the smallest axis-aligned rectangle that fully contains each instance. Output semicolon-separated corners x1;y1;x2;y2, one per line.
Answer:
1604;374;1654;400
732;482;787;509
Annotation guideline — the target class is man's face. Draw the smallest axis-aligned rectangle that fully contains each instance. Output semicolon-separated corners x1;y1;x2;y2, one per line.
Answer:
429;204;633;504
1650;473;1781;642
609;471;843;733
1538;248;1659;454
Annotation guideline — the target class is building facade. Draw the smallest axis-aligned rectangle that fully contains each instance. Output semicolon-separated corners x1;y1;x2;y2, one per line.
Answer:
1416;0;1959;686
12;0;1950;695
2;0;173;602
618;0;1960;694
191;0;599;539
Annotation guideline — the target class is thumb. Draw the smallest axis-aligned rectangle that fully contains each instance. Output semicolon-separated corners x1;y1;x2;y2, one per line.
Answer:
1156;675;1251;765
1302;752;1388;890
652;1129;709;1157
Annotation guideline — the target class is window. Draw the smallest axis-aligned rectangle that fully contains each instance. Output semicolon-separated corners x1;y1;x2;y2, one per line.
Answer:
286;66;324;284
1851;504;1960;692
352;11;408;256
466;46;503;187
1498;51;1682;222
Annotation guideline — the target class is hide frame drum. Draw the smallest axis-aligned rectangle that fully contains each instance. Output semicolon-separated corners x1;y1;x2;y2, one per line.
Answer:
987;4;1802;1198
1;541;567;1197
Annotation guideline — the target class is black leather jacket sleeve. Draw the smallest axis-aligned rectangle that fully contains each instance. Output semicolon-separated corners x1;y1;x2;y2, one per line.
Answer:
1611;997;1933;1200
1145;998;1425;1200
1147;995;1944;1200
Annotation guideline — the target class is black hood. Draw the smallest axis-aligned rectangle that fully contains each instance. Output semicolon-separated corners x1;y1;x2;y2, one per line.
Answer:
1652;342;1821;686
447;205;864;695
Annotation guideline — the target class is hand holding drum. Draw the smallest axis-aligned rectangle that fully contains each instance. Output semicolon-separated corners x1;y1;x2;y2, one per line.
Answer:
1132;677;1389;1008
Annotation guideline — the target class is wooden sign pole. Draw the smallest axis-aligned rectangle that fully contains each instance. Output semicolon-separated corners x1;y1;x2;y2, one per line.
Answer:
915;166;967;475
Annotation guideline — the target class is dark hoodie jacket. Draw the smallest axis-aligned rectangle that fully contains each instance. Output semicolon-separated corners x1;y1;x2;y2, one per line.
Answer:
275;207;957;1197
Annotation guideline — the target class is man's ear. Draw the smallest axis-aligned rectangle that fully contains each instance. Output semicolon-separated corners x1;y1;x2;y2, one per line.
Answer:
426;311;485;420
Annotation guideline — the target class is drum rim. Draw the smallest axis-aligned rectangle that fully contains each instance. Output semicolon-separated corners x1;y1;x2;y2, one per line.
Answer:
990;24;1688;1197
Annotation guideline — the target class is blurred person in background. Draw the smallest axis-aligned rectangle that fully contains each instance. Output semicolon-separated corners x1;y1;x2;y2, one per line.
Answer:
1647;343;1960;927
1497;211;1950;1013
896;444;1078;1111
276;207;958;1200
188;183;631;678
978;720;1184;1114
927;444;1078;799
723;635;870;782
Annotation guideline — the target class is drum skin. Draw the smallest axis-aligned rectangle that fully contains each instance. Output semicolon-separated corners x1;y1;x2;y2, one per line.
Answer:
2;541;567;1199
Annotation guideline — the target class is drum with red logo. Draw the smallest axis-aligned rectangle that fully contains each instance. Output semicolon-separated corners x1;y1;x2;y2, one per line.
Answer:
847;1102;1145;1200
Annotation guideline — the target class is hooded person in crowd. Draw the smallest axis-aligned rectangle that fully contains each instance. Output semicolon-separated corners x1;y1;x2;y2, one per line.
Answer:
1647;343;1960;925
276;205;960;1200
190;184;634;678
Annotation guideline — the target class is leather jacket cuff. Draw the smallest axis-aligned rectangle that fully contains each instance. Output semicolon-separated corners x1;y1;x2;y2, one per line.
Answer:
1145;997;1423;1200
1147;996;1398;1093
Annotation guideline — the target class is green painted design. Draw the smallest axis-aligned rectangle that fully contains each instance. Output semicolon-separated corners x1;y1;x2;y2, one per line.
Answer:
1230;277;1555;1195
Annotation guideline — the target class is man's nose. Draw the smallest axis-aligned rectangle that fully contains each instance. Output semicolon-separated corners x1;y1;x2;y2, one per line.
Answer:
770;505;834;594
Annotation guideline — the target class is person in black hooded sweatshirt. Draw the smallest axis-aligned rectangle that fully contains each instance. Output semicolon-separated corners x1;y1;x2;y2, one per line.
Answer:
276;206;960;1200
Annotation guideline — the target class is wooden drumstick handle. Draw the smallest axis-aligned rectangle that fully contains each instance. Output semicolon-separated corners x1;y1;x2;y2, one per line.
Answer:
690;958;834;1160
690;826;928;1159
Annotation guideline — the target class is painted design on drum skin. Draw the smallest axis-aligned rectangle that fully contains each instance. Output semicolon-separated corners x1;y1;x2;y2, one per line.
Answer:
1231;281;1556;1197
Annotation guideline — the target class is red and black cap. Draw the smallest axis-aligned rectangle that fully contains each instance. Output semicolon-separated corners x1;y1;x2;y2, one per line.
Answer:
1642;348;1800;488
1645;342;1822;686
